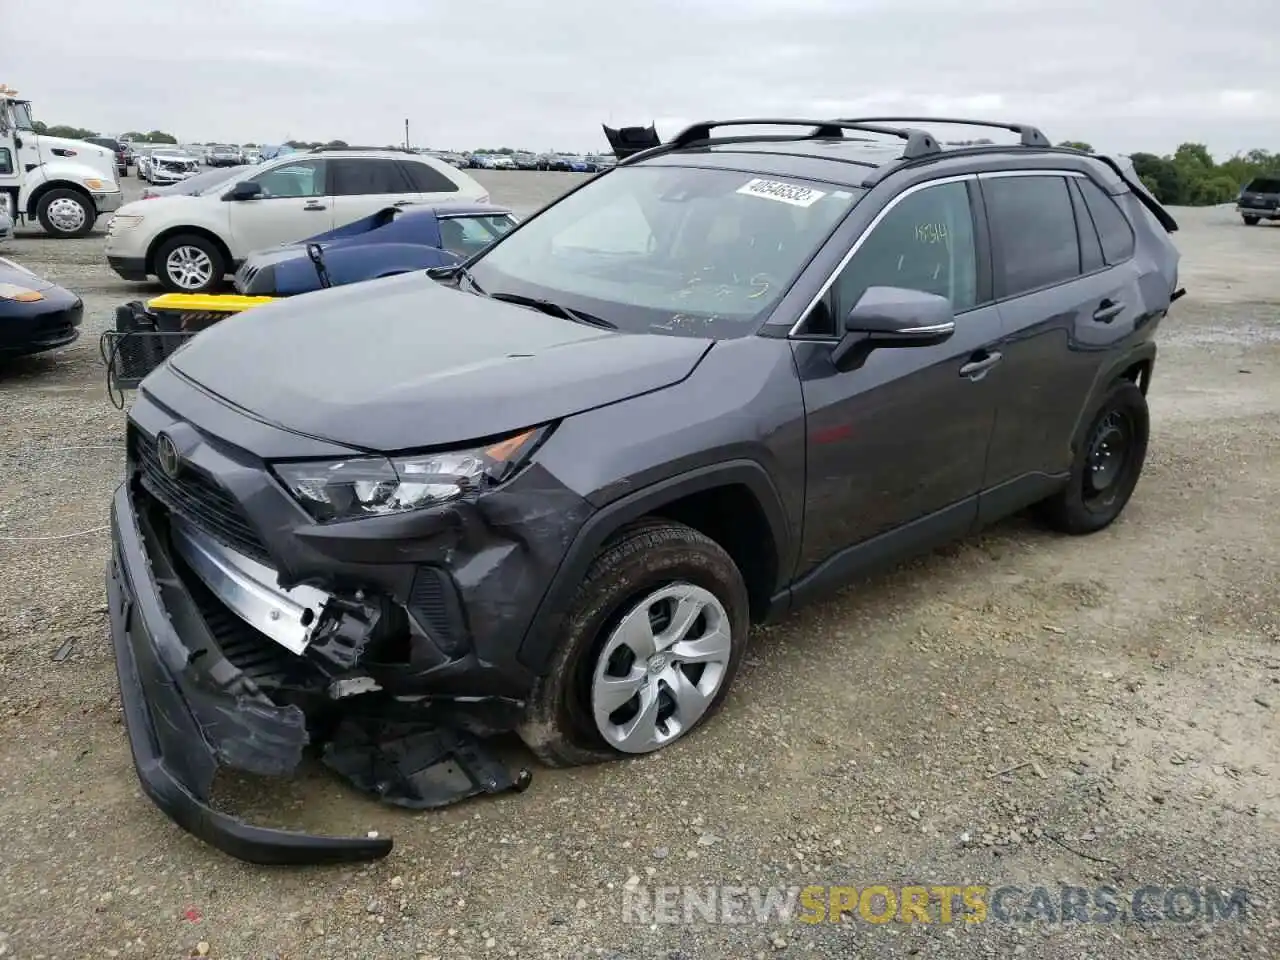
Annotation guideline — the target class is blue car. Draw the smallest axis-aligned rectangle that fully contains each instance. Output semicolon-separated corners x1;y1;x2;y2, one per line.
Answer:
0;255;83;360
232;202;518;296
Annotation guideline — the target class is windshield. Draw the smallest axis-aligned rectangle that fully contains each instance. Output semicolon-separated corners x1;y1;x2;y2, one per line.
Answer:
438;214;518;257
467;165;859;337
11;101;34;131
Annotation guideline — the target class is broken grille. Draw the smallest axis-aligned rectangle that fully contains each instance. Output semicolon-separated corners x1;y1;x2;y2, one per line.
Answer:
131;426;273;565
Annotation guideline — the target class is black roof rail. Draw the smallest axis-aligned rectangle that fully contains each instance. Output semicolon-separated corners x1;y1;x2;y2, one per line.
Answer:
836;117;1052;148
620;118;942;166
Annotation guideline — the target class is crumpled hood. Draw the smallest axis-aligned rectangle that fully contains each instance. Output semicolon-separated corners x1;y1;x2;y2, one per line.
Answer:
167;272;713;451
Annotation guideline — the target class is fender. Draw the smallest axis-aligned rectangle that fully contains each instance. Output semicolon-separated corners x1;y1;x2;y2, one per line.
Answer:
22;158;114;216
1069;339;1156;453
516;459;792;674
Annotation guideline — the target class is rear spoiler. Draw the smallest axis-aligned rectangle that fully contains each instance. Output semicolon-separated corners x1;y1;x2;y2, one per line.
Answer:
1099;154;1178;233
602;124;661;160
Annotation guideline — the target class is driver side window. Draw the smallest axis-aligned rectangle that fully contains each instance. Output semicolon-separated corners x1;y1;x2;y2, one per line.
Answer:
830;181;978;327
249;159;327;199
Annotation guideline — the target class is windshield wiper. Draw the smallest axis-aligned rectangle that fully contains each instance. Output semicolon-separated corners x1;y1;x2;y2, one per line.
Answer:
488;292;617;330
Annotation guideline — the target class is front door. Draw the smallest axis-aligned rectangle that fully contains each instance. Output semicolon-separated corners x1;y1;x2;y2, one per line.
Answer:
226;157;332;257
0;101;24;218
793;177;1003;575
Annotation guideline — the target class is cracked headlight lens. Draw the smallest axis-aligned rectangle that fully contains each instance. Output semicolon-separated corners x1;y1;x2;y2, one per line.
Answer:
273;427;544;523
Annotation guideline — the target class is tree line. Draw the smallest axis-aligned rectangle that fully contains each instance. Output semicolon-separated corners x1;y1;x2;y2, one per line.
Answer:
27;120;1277;206
1058;141;1277;205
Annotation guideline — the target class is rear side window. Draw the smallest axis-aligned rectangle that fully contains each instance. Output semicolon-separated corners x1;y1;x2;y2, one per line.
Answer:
983;175;1080;297
1244;177;1280;194
1068;181;1105;274
400;159;460;194
330;158;413;196
1076;177;1135;264
0;148;11;175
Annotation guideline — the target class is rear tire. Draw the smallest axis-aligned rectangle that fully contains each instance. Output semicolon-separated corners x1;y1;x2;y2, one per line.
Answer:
1035;380;1149;535
1243;216;1260;226
154;234;226;293
517;519;750;768
36;188;95;238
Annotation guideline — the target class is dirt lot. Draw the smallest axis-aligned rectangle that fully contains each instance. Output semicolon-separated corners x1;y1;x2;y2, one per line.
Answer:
1;173;1278;960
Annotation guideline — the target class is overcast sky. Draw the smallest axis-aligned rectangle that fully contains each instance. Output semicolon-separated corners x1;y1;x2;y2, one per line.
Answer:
7;0;1275;158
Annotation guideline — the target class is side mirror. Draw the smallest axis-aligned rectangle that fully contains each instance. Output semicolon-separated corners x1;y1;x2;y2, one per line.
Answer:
831;286;955;370
222;180;263;201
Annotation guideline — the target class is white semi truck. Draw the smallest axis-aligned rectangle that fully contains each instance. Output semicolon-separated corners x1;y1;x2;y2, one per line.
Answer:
0;85;123;238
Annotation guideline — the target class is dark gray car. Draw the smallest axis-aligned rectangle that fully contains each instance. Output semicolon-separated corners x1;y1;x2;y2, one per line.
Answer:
1237;174;1280;225
105;117;1182;864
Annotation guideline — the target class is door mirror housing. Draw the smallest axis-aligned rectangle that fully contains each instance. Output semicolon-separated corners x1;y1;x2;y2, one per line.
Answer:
222;180;263;201
831;286;956;370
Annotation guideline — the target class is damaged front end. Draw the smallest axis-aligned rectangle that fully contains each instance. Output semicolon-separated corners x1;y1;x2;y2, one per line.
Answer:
104;409;571;864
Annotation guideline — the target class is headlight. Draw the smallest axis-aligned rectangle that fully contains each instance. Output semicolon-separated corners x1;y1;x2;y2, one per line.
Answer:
0;282;43;302
272;426;545;523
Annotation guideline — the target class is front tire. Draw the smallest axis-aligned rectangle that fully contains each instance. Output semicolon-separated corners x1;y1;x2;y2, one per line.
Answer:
517;519;749;767
1243;216;1260;226
154;234;226;293
1035;380;1149;535
36;188;95;238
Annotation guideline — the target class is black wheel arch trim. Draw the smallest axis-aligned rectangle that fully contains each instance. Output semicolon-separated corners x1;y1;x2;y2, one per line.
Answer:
1071;341;1155;454
516;459;793;674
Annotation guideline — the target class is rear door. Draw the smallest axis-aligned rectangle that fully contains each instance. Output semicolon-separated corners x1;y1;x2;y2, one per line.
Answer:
328;158;419;228
225;157;332;256
979;170;1145;511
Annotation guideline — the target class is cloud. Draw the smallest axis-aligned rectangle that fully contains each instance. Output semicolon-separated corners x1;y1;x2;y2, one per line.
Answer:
6;0;1274;156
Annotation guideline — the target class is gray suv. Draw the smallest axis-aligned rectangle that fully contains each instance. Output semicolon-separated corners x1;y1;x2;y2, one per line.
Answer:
105;117;1182;865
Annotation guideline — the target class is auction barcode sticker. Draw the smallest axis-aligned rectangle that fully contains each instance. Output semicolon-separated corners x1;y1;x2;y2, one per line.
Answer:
736;178;827;207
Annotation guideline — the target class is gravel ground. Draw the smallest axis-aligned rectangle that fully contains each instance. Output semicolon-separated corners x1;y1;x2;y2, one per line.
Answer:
1;173;1278;960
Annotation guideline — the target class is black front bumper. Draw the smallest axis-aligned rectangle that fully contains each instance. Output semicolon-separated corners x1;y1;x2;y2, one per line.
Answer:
106;484;394;865
0;293;83;358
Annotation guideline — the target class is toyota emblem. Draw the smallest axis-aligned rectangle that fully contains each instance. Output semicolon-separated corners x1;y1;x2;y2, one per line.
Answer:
156;432;182;479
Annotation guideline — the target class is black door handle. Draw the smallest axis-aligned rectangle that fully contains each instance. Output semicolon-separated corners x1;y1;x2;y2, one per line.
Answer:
393;199;414;207
959;351;1002;379
303;202;327;211
1093;299;1125;323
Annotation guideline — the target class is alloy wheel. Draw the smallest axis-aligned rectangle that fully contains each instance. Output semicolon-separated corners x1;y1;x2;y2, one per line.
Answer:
165;245;214;290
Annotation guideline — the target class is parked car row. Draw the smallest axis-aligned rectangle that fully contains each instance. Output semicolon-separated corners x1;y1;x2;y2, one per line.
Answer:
423;150;614;172
105;146;494;292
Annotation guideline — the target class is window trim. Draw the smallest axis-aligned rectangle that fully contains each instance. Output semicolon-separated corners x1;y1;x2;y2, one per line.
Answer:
787;173;980;338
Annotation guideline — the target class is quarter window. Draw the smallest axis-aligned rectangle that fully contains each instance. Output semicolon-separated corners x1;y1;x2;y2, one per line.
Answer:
249;159;326;199
1068;180;1105;274
400;160;460;194
1076;177;1136;264
831;180;978;321
983;175;1080;296
0;148;11;176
